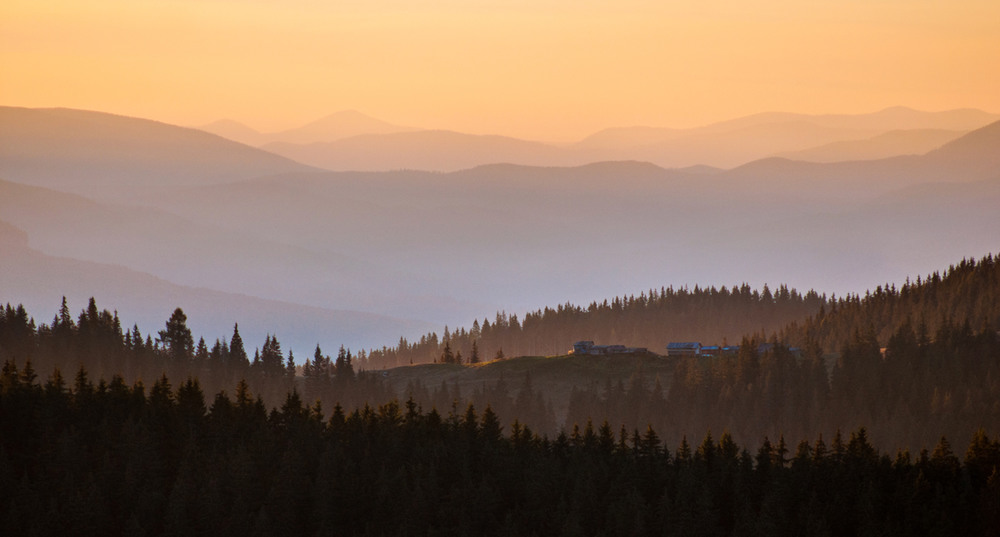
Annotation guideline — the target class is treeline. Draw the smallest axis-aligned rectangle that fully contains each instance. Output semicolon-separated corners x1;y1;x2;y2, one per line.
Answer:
2;364;998;537
0;298;388;417
788;254;1000;350
565;318;1000;451
363;283;828;369
363;254;1000;371
2;253;998;450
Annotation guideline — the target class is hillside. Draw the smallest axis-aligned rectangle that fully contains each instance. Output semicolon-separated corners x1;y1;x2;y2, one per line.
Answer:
696;106;999;134
2;252;996;454
789;253;1000;350
0;179;415;319
717;119;1000;205
261;129;579;172
378;253;1000;450
202;110;417;146
382;352;674;419
773;128;965;162
0;106;313;200
362;284;828;370
0;219;435;355
198;118;268;146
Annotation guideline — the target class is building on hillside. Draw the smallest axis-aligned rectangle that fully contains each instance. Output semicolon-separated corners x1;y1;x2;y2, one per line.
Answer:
665;342;800;358
666;342;702;357
700;345;721;357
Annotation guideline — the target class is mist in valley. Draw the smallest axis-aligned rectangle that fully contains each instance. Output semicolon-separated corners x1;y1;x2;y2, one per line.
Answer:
2;106;999;355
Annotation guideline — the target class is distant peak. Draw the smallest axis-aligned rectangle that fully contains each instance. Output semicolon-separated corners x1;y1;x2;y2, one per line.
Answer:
876;105;919;113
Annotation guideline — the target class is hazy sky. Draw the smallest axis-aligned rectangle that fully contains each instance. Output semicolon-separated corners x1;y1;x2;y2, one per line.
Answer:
3;0;998;140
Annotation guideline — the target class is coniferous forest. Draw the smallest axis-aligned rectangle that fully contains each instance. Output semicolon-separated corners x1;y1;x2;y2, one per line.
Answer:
2;254;999;535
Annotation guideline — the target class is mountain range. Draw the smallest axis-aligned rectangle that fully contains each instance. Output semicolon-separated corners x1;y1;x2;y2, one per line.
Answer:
201;106;1000;171
1;105;998;355
200;110;417;147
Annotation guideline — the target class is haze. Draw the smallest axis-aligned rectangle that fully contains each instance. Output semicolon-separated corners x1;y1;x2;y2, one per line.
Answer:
2;1;999;355
3;0;999;140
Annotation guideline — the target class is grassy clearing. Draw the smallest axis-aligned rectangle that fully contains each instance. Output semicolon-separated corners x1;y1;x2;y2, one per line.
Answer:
381;352;677;417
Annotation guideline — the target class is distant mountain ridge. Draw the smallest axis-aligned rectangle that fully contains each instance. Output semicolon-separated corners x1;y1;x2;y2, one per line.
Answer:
243;106;1000;171
3;105;998;356
0;106;313;199
261;130;579;172
200;110;416;146
774;129;966;163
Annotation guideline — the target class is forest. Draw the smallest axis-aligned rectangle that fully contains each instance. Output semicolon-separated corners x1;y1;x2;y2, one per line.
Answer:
1;255;998;447
363;255;1000;369
362;283;828;369
1;254;999;534
1;362;998;536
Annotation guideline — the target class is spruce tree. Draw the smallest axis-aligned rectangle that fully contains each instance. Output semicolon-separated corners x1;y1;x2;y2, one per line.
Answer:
230;324;249;368
158;308;194;363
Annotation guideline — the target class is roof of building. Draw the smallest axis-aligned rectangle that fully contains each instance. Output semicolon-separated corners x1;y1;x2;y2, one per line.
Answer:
667;342;702;349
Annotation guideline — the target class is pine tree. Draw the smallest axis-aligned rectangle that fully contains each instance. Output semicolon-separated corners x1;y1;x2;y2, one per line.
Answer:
158;308;194;363
470;340;480;364
230;324;249;368
334;346;354;381
286;350;296;378
440;341;454;364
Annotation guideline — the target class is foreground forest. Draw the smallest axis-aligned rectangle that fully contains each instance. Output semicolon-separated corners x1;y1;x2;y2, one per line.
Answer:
1;365;999;536
2;254;1000;534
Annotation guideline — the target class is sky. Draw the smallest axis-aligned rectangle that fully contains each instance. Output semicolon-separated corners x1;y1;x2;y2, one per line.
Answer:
2;0;999;141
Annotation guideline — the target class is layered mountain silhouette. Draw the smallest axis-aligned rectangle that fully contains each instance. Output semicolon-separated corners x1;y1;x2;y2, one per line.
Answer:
0;220;434;352
126;121;1000;317
200;110;416;146
261;130;579;172
3;105;998;353
774;129;965;162
0;178;475;328
230;106;999;171
720;119;1000;204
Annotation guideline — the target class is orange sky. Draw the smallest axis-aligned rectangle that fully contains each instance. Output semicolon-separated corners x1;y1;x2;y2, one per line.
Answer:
2;0;998;141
